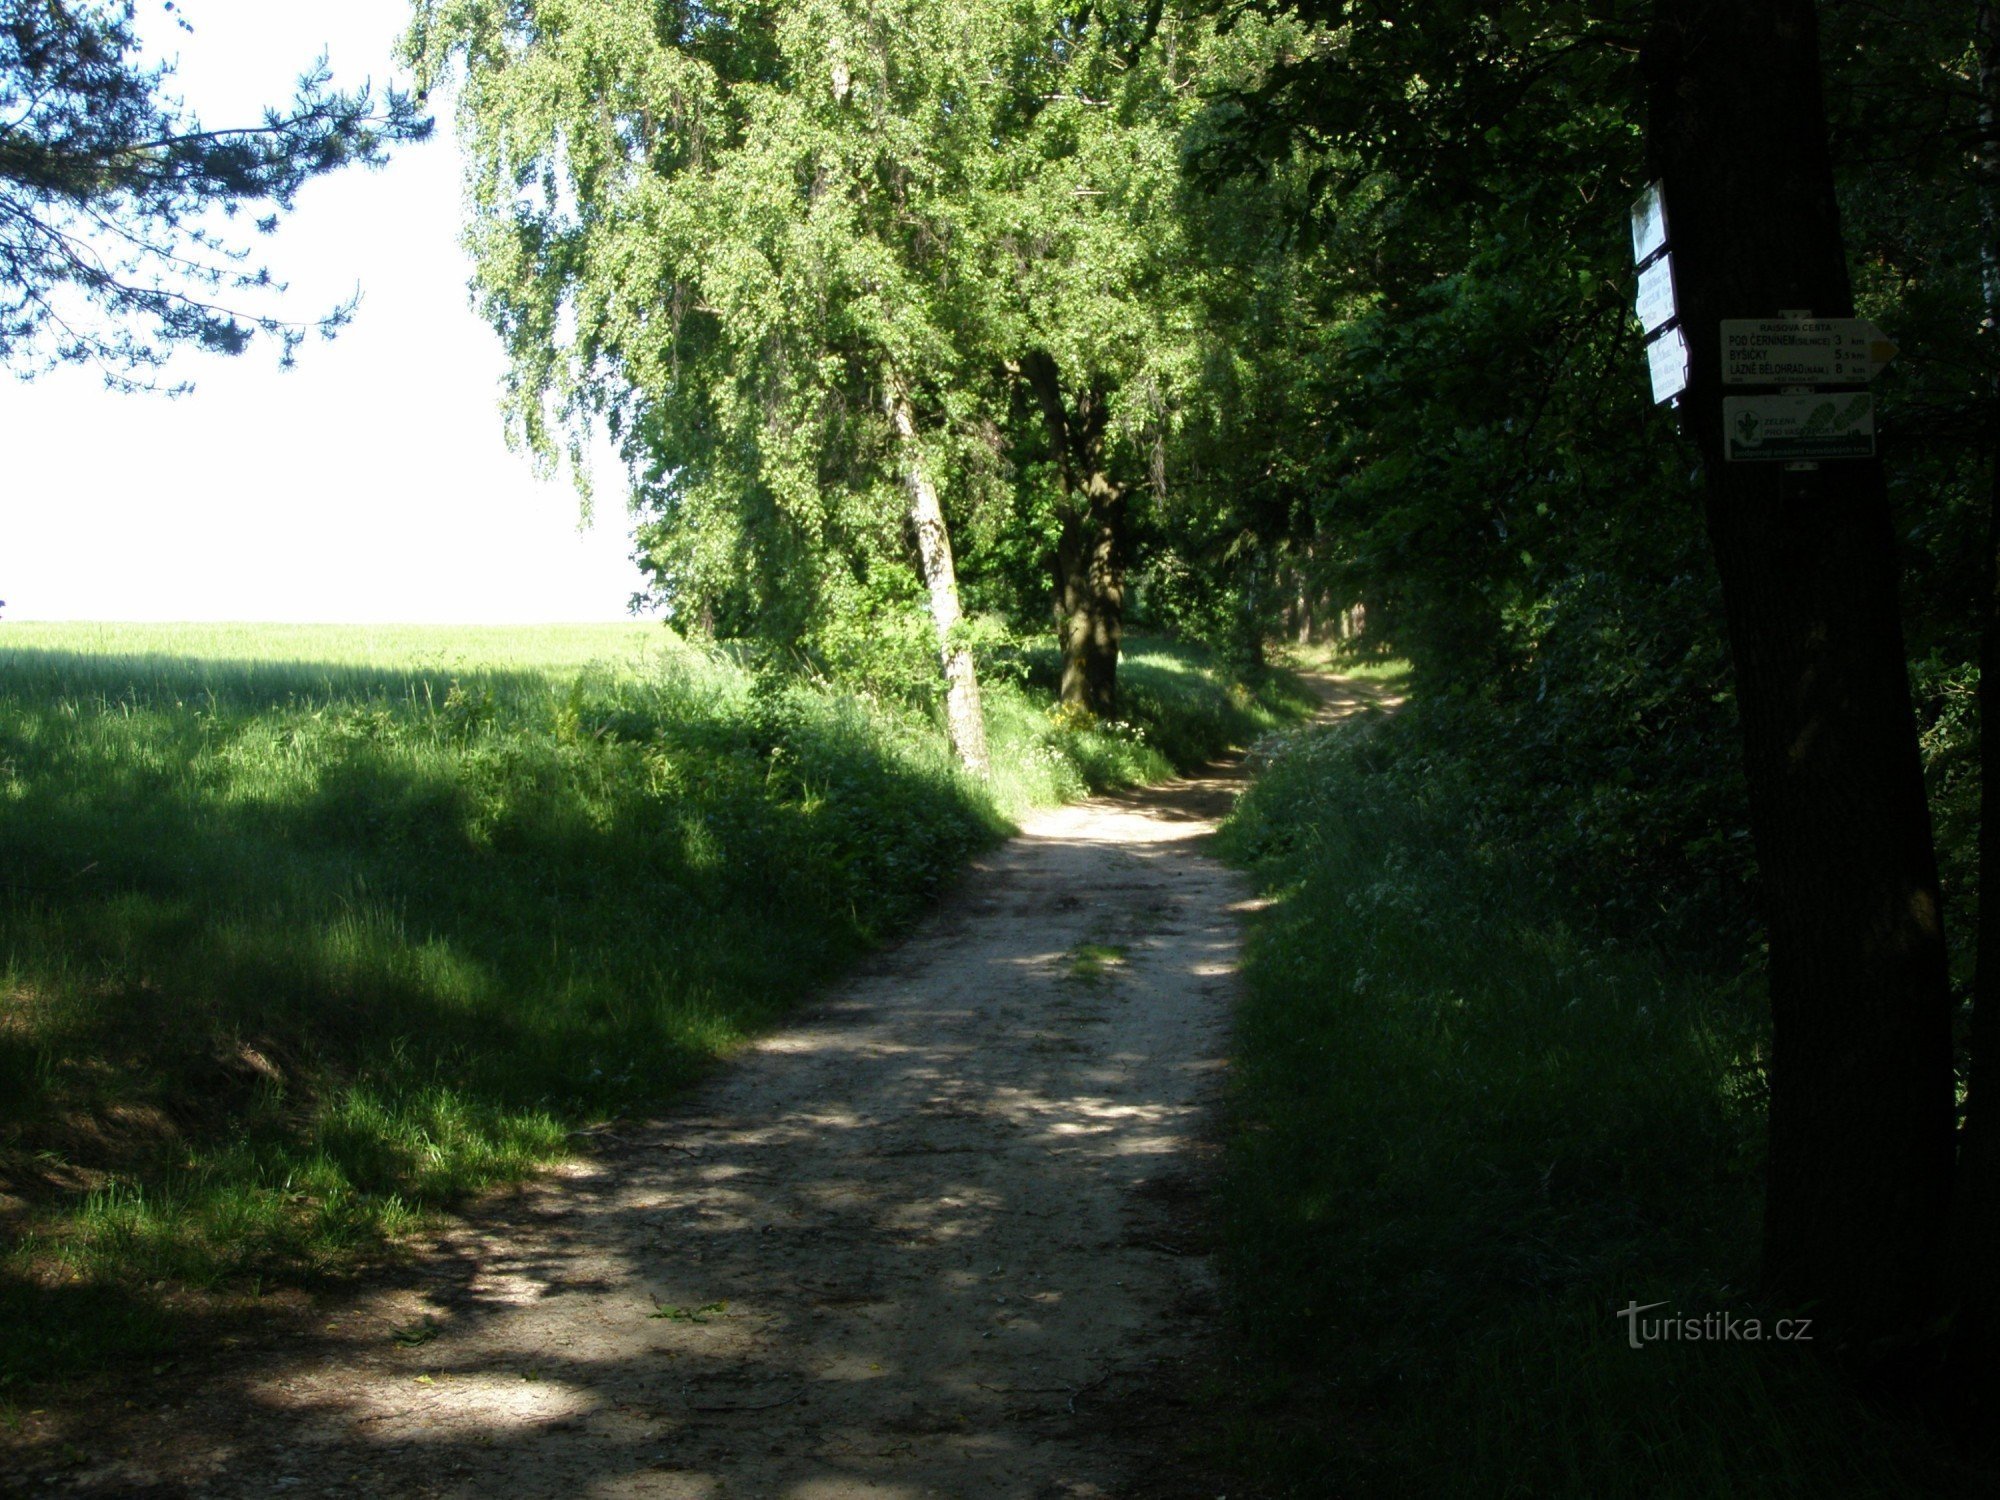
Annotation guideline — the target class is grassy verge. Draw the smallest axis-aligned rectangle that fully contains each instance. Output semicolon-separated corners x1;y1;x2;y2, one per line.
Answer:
1211;678;1986;1498
0;621;1304;1396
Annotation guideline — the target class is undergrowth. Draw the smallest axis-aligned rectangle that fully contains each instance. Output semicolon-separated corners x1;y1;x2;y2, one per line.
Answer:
1211;684;1986;1498
0;621;1303;1394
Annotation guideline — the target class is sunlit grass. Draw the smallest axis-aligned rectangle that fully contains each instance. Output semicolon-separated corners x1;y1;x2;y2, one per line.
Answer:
0;620;665;675
0;620;1305;1395
1322;654;1412;686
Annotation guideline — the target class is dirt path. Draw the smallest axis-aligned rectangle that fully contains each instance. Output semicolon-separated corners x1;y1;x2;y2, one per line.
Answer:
20;734;1316;1500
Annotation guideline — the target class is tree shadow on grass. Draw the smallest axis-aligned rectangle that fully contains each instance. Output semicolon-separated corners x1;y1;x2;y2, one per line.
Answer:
0;647;1002;1395
2;786;1244;1498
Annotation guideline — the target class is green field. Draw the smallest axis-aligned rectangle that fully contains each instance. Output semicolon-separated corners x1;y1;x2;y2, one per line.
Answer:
0;621;672;672
0;621;1306;1394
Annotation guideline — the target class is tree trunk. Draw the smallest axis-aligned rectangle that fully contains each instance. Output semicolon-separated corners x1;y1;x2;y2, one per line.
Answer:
1950;0;2000;1407
1054;502;1122;717
1016;351;1126;716
1236;542;1270;668
1645;0;1955;1354
1292;540;1319;645
1958;361;2000;1412
889;390;989;776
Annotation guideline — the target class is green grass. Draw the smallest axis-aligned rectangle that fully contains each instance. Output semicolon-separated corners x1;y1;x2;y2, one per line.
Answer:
1310;653;1412;685
0;621;670;672
0;621;1303;1396
1065;942;1128;985
1211;705;1987;1498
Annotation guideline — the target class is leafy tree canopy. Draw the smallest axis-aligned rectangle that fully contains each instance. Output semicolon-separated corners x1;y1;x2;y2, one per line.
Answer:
408;0;1242;710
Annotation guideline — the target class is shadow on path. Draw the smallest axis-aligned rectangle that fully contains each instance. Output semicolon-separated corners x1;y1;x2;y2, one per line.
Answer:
11;735;1296;1499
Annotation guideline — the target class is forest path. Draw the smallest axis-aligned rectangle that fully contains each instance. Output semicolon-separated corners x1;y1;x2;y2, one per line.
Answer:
31;676;1378;1500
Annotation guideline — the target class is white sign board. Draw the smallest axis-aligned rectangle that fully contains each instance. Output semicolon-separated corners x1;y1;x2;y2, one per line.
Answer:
1720;318;1896;385
1646;324;1689;405
1631;182;1668;265
1724;392;1875;462
1635;254;1679;336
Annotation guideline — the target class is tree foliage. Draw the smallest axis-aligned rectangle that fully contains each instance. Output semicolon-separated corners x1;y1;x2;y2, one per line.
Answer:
408;0;1264;711
0;0;429;390
1191;0;2000;1366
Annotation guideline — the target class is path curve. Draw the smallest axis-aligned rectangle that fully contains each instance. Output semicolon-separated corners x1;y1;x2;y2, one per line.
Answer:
32;744;1293;1499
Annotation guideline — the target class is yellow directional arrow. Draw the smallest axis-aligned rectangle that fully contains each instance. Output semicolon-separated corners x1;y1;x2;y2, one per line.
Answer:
1865;327;1898;376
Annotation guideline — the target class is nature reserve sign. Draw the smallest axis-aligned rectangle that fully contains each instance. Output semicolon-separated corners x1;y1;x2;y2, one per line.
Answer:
1721;391;1876;462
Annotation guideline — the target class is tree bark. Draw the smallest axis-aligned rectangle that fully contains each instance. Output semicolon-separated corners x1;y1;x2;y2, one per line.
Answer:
888;388;990;776
1644;0;1955;1353
1053;502;1123;717
1291;548;1319;645
1950;0;2000;1404
1016;351;1126;716
1236;542;1270;668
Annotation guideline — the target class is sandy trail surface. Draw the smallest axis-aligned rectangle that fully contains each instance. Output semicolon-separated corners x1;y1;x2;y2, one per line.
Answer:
14;727;1326;1500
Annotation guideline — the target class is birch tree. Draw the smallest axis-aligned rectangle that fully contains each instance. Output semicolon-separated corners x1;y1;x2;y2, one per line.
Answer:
405;0;1000;766
408;0;1218;722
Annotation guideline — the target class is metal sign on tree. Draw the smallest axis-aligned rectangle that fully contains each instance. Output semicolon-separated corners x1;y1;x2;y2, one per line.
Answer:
1630;181;1686;404
1720;317;1897;385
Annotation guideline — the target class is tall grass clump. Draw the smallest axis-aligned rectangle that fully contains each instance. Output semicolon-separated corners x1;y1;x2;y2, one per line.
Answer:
0;621;1305;1394
1212;699;1984;1498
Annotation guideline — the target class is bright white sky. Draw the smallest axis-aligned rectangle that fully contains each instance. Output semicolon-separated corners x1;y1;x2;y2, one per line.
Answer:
0;0;653;623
